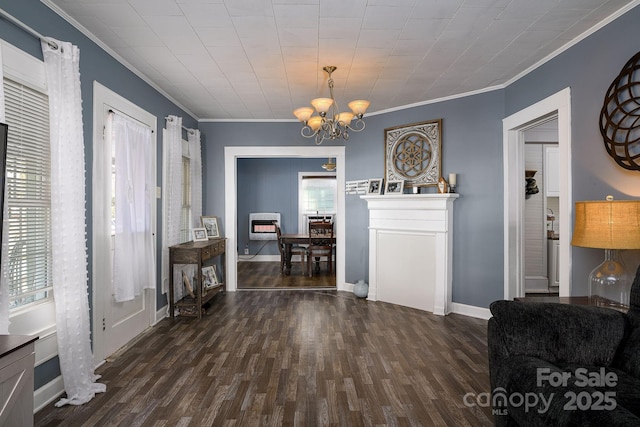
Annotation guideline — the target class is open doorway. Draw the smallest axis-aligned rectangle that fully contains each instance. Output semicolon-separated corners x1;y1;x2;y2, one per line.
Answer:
503;88;572;300
235;158;337;289
224;146;346;292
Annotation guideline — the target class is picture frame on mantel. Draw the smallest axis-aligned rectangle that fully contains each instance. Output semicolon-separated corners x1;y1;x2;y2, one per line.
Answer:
384;119;442;188
385;180;404;195
367;178;383;195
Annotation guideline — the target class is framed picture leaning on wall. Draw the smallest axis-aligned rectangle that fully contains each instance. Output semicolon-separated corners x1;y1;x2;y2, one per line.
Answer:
201;216;220;238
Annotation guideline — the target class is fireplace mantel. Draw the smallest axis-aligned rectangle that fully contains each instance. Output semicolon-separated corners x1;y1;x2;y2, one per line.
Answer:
361;194;458;315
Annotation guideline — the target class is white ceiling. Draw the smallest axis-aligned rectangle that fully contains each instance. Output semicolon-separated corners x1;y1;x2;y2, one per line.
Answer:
45;0;638;121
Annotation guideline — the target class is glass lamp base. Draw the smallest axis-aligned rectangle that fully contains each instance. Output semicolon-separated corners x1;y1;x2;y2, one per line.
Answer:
589;249;630;308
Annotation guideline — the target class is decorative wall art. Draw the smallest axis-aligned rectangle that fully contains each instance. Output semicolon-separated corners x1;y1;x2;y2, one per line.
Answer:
600;50;640;171
384;119;442;187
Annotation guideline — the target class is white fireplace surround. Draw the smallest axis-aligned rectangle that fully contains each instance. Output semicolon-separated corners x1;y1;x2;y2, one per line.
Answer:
361;194;458;315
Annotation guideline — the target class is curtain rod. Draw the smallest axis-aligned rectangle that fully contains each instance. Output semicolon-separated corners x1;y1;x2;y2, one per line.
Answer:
0;7;58;50
165;116;195;134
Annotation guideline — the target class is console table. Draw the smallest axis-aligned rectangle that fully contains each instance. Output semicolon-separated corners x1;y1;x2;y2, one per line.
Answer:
0;334;38;426
169;238;226;318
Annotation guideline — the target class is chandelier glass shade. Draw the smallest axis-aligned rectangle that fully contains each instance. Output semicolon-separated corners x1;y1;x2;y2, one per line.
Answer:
293;66;369;145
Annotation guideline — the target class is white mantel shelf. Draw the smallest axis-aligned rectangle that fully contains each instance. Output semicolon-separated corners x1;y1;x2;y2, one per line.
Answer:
361;193;459;315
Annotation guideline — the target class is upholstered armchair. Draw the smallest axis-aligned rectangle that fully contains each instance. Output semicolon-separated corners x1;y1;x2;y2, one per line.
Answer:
487;264;640;426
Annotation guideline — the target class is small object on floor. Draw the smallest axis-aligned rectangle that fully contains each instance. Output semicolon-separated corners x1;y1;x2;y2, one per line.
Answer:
354;280;369;298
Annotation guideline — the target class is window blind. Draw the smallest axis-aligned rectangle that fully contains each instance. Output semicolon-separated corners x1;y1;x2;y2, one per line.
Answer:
3;77;53;309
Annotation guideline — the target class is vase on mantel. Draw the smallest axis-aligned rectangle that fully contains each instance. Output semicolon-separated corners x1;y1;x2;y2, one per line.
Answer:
353;280;369;298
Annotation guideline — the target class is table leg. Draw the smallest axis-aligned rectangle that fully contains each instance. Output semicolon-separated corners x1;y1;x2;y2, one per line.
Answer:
284;243;293;275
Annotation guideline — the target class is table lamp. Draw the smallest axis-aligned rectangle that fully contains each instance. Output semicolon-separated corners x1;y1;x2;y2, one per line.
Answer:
571;196;640;307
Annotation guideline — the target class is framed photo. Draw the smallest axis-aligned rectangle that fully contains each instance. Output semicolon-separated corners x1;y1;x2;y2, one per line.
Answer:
384;119;442;188
182;269;195;298
367;178;383;195
201;216;220;239
192;227;208;242
385;180;404;195
202;266;218;289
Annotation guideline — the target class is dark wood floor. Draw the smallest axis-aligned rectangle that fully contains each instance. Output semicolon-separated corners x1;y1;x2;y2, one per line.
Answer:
35;291;492;426
237;261;336;289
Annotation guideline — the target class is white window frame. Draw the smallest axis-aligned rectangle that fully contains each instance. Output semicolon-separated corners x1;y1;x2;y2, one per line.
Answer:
297;171;337;234
2;39;58;379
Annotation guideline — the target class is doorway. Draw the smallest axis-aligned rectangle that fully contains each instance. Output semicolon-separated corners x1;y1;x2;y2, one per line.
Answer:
224;146;346;292
91;82;157;364
503;88;572;299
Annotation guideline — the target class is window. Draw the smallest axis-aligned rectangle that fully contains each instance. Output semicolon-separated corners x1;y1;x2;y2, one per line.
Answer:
3;77;53;309
298;173;336;232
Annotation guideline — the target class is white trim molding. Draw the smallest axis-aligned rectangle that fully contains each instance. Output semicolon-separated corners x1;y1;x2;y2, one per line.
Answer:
224;146;346;292
503;87;572;300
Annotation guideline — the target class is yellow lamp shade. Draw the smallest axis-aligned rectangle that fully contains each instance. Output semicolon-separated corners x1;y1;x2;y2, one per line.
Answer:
348;100;370;116
311;98;334;114
571;199;640;249
335;112;354;126
293;107;314;122
307;116;323;131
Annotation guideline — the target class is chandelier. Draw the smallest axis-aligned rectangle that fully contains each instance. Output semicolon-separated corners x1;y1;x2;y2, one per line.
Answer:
321;157;336;171
293;66;369;145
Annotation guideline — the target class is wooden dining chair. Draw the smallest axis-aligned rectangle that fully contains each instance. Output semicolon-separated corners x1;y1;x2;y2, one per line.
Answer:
275;223;306;275
307;221;334;277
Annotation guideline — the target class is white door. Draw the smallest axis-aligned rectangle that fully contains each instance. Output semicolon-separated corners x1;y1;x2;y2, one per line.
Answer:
92;82;157;363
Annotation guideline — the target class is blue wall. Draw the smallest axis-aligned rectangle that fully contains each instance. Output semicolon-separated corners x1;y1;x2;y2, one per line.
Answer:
0;0;198;388
504;5;640;294
237;157;326;255
200;89;506;306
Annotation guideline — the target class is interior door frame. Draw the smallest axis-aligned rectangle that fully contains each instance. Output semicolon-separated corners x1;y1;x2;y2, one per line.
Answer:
503;87;572;299
224;146;346;292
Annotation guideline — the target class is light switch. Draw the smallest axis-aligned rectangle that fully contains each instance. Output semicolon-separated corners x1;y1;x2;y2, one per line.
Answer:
156;186;161;198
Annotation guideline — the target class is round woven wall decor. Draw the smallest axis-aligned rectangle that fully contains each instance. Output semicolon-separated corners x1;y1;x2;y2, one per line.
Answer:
599;50;640;171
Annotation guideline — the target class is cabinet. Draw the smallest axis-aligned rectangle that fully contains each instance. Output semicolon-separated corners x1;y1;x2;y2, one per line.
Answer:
0;335;38;426
169;238;226;318
545;145;560;197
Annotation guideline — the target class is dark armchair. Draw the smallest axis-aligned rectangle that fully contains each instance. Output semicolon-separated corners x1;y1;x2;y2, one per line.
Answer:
487;264;640;426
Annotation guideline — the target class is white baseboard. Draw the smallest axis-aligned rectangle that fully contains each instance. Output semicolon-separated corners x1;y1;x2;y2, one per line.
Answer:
154;305;167;325
450;302;492;320
342;281;354;293
34;375;64;413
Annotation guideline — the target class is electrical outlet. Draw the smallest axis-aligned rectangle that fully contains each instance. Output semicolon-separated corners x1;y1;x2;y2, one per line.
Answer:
244;247;249;255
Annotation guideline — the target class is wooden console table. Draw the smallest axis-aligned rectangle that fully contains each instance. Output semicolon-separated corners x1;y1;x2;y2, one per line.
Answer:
169;238;226;318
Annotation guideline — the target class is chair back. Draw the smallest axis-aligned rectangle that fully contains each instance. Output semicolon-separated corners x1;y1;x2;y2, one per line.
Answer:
274;223;284;256
308;221;333;247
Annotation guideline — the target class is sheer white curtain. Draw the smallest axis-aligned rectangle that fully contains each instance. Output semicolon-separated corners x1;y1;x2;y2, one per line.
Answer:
111;113;156;302
42;38;106;407
0;44;9;334
189;129;202;226
162;116;183;298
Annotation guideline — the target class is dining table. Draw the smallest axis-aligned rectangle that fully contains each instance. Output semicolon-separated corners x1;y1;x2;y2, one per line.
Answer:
280;233;336;276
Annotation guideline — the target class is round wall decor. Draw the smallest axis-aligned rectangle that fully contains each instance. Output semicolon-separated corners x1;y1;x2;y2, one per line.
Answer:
599;50;640;171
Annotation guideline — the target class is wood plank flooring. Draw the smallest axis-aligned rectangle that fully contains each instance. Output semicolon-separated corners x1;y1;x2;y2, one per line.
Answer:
237;261;336;289
35;291;493;426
